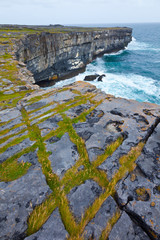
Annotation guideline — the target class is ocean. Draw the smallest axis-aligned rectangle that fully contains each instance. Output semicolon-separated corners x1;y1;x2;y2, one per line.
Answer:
53;23;160;105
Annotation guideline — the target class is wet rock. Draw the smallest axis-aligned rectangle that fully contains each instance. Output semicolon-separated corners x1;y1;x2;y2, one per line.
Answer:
83;196;117;239
108;212;150;240
84;74;99;81
46;133;79;178
25;208;68;240
97;74;106;82
68;180;102;222
0;166;52;240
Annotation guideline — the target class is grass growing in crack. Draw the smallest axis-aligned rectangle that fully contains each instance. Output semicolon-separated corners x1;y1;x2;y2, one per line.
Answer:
0;134;29;154
0;128;26;145
92;135;124;168
0;159;31;182
99;209;121;240
69;142;144;238
27;193;57;236
21;107;78;236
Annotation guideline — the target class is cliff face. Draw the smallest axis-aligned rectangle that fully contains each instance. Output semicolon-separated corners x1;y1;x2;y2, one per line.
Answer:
16;28;132;83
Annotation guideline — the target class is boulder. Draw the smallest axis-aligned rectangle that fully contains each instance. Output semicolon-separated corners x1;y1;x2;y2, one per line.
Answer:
97;74;106;81
84;74;99;81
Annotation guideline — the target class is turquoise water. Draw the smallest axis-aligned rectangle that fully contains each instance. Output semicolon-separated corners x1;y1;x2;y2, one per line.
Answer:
54;23;160;105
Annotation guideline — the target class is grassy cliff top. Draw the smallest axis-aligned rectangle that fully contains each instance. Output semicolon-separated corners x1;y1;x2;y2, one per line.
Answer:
0;24;132;38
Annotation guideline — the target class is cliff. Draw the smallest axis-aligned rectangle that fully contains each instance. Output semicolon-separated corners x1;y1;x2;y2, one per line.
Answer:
0;26;160;240
16;28;132;83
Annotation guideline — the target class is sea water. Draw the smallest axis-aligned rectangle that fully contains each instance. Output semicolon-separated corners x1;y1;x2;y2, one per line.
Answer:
53;23;160;105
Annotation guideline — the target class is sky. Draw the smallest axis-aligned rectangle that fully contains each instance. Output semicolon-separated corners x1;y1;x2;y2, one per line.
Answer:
0;0;160;25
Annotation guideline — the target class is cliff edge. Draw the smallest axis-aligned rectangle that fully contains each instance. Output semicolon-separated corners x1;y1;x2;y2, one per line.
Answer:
16;28;132;83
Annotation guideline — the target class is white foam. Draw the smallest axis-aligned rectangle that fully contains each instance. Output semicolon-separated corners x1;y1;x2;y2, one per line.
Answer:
104;50;124;56
127;37;160;52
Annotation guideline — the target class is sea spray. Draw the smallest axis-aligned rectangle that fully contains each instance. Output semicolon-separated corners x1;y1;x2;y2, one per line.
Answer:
52;24;160;105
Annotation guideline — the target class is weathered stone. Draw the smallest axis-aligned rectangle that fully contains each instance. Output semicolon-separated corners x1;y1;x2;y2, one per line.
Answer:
46;133;79;177
0;130;28;148
108;212;150;240
25;101;47;112
83;196;117;239
136;124;160;185
31;112;54;125
0;108;21;122
2;84;14;90
65;103;91;119
18;150;38;165
0;138;35;163
18;61;26;67
29;104;57;119
0;120;25;137
116;170;160;239
0;71;160;240
68;180;102;222
0;166;52;240
38;114;62;136
3;90;14;94
99;144;131;180
1;78;12;84
68;81;97;94
84;74;99;81
25;208;68;240
47;90;77;102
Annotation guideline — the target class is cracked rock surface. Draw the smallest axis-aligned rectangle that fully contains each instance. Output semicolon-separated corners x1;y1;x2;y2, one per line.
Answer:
0;79;160;240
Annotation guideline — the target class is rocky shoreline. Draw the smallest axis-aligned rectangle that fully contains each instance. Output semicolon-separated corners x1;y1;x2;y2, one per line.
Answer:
0;26;160;240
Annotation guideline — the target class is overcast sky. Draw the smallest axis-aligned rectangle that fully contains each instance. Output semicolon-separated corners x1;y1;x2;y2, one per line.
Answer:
0;0;160;25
